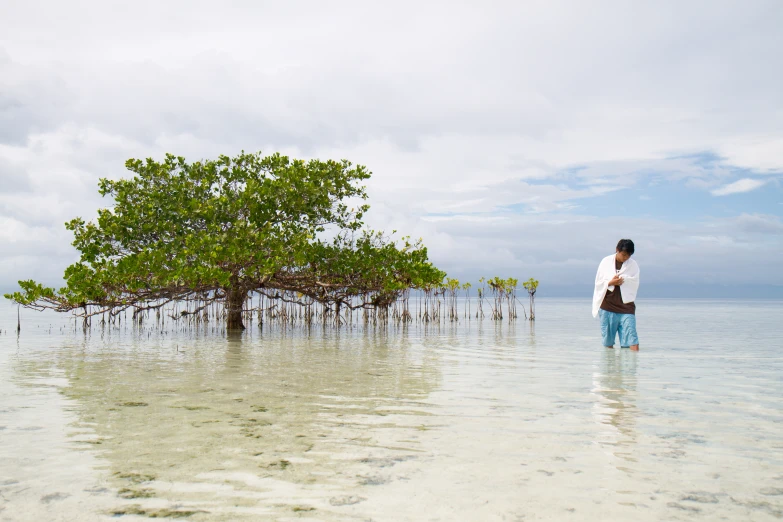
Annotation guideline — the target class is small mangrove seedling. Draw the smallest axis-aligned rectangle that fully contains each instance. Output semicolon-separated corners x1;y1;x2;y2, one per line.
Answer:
522;278;539;321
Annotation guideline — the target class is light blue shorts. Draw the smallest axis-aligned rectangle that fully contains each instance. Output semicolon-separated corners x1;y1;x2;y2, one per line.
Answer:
599;309;639;347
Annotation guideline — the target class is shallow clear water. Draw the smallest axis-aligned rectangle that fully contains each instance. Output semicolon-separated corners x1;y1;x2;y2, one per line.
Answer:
1;298;782;521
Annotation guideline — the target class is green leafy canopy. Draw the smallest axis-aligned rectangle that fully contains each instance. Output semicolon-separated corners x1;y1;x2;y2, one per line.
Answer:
5;151;446;322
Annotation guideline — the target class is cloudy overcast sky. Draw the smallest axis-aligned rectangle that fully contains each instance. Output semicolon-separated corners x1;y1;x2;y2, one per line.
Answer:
1;0;782;297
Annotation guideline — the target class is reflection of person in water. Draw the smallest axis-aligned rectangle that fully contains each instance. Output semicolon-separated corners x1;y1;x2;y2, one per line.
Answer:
592;349;639;460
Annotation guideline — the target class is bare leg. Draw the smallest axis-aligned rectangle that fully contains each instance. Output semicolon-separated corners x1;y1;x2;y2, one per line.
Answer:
629;344;639;351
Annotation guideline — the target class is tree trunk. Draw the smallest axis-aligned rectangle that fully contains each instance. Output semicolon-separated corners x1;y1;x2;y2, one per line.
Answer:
529;293;535;321
226;286;246;330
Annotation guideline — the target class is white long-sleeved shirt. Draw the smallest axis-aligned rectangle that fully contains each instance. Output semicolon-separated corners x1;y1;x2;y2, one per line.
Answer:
592;254;640;318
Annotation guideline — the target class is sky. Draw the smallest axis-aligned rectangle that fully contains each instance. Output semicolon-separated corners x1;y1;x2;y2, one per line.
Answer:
1;0;782;297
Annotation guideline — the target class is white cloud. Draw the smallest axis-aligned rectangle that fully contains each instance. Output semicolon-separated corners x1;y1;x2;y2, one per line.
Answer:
688;235;736;246
720;137;783;172
732;213;783;235
711;178;767;196
0;1;782;292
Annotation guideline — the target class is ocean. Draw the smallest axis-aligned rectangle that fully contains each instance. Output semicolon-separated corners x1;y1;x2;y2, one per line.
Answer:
1;298;782;521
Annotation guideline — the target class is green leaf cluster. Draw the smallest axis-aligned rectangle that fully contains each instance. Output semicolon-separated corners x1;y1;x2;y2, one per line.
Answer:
522;278;539;295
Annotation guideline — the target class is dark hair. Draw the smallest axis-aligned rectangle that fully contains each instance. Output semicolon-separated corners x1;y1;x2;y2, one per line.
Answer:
616;239;635;255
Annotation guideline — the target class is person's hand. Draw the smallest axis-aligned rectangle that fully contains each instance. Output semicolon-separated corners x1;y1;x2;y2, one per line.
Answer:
609;275;624;286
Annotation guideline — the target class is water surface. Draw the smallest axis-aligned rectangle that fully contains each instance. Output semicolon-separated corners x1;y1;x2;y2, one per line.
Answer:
1;299;782;521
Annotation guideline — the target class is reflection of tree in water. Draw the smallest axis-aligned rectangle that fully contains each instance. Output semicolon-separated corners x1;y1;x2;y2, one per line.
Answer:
592;350;639;461
22;326;444;516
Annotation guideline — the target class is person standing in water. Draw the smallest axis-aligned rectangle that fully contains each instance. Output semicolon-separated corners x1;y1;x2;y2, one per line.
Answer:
592;239;640;351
